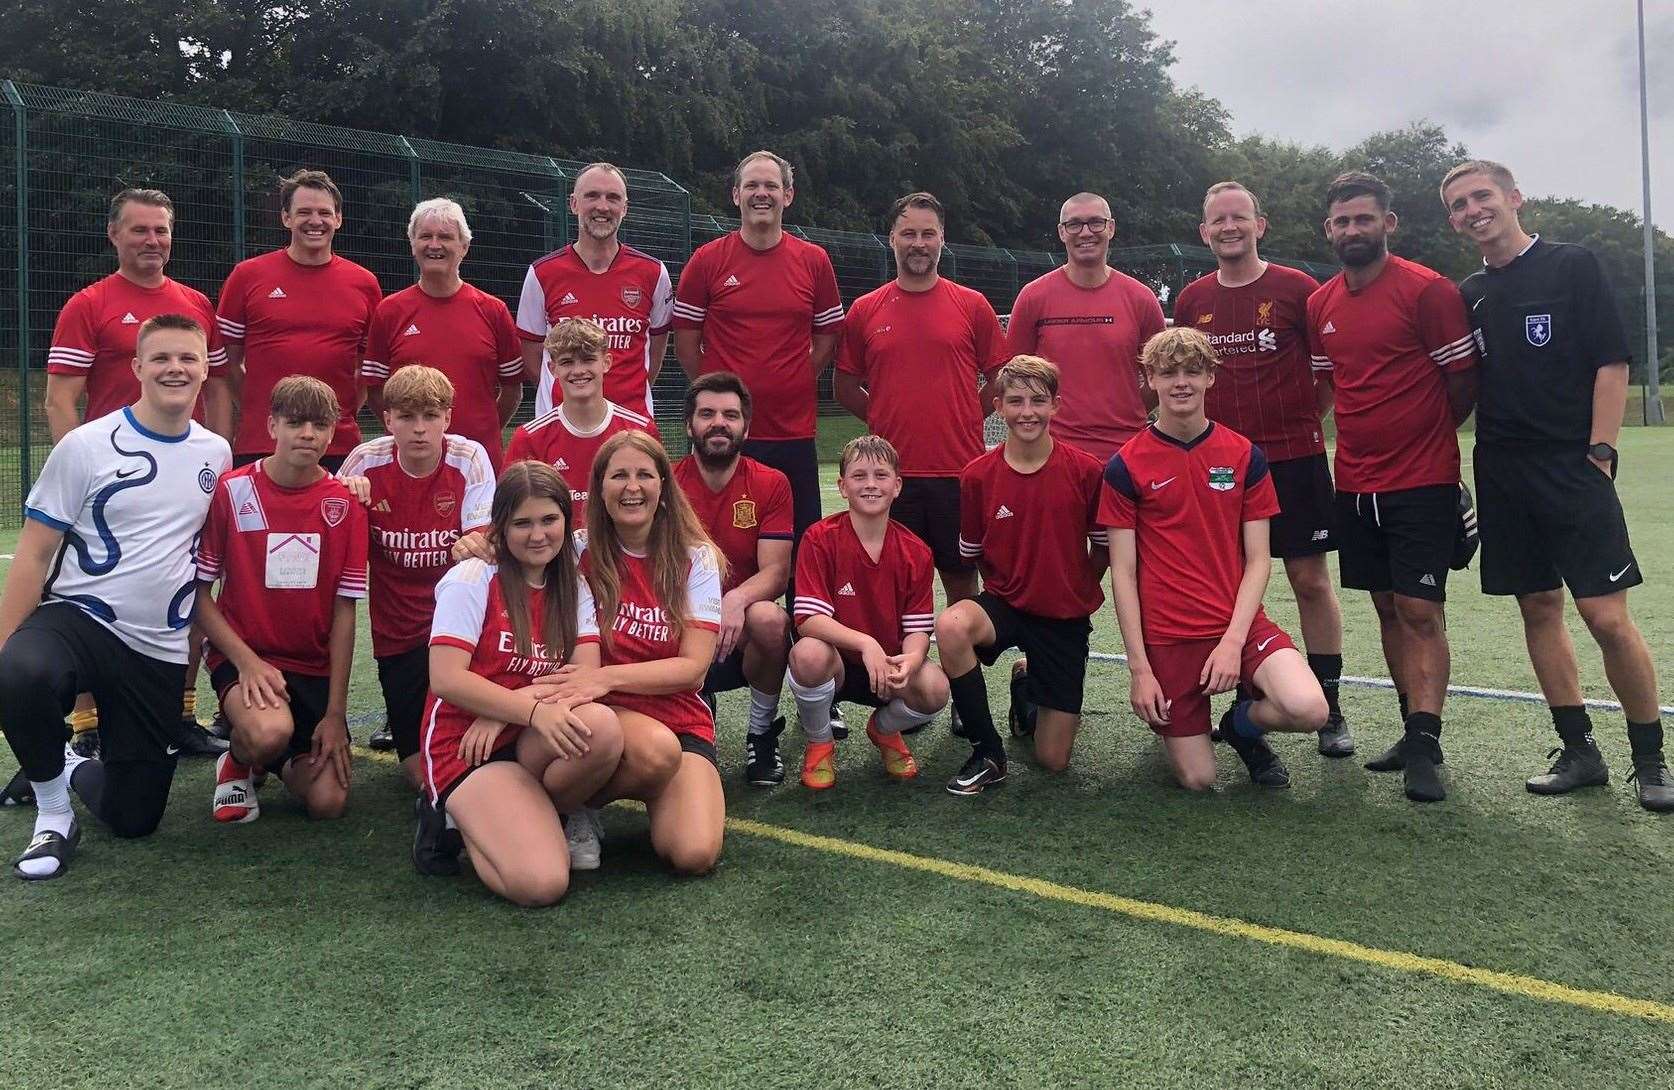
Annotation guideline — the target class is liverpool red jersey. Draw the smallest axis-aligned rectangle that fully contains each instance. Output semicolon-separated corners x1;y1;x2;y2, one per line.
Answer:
362;283;523;467
216;250;383;457
1099;423;1280;643
48;273;228;422
838;278;1007;475
1173;264;1325;462
672;231;845;441
1306;256;1477;492
515;244;674;420
504;401;655;525
793;513;935;656
197;461;369;675
673;454;793;594
338;434;495;657
958;441;1107;618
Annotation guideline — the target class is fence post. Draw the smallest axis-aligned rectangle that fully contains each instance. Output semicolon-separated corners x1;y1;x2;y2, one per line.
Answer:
545;158;570;247
220;110;245;262
4;80;29;505
398;136;421;203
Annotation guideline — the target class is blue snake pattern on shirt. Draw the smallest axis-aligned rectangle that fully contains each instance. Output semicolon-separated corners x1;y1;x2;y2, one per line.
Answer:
49;425;159;623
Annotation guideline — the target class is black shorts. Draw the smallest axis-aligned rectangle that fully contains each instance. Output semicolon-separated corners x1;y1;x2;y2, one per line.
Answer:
1268;453;1337;559
437;742;520;813
1335;486;1457;602
232;453;347;473
972;592;1092;715
893;476;971;572
210;662;332;774
377;644;430;760
678;732;719;767
1474;442;1642;599
741;437;821;541
703;647;748;697
833;657;888;711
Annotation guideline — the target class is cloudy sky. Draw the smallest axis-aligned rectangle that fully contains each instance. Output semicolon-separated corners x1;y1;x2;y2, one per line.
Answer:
1147;1;1671;228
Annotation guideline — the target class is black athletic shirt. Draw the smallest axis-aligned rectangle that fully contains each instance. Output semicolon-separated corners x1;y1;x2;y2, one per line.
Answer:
1458;237;1632;445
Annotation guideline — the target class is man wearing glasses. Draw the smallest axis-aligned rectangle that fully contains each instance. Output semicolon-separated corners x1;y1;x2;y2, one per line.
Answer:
1005;193;1165;465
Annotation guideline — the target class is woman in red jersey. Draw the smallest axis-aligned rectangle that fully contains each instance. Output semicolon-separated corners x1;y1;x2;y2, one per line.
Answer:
416;462;624;906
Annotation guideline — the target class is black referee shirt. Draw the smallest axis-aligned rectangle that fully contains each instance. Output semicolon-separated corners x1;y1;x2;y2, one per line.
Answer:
1458;237;1633;445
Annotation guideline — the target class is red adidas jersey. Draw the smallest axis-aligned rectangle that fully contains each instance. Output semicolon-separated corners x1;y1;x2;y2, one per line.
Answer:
673;454;793;594
837;279;1007;475
362;283;523;467
338;434;495;658
197;461;369;675
216;250;383;457
672;231;845;440
47;273;228;422
1099;423;1280;643
587;545;722;742
421;558;600;802
516;244;674;420
1306;256;1478;493
1005;266;1166;463
504;402;655;526
793;513;935;656
1173;264;1325;462
958;441;1107;618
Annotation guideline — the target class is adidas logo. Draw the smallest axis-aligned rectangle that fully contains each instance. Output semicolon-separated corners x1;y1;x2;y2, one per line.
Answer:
995;504;1014;520
724;275;741;287
558;291;579;306
238;501;258;516
120;312;139;325
1322;320;1336;334
372;499;391;513
403;323;421;336
268;286;287;299
1419;573;1438;587
554;458;569;471
837;582;856;597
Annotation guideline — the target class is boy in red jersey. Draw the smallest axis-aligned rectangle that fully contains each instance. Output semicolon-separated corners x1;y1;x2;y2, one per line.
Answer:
935;356;1108;795
789;435;947;790
195;377;369;823
338;366;495;778
1103;329;1328;791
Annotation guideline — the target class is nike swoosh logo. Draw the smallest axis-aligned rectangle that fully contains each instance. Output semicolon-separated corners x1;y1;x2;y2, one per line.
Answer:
1609;564;1633;582
1471;297;1485;311
1255;636;1277;652
164;745;181;756
116;467;141;479
1151;477;1176;491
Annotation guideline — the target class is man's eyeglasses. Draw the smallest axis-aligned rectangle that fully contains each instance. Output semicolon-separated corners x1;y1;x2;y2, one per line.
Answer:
1059;217;1112;235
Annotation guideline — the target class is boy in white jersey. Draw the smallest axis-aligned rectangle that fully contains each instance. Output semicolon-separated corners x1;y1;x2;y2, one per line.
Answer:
0;315;231;879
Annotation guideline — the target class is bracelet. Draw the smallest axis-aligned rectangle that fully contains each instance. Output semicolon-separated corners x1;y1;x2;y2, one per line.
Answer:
527;700;540;730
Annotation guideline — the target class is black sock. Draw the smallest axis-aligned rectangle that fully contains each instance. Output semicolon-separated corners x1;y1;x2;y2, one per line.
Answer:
1627;719;1664;762
1550;705;1594;748
949;667;1003;760
1404;710;1442;750
1397;690;1410;721
1308;653;1343;721
69;756;105;813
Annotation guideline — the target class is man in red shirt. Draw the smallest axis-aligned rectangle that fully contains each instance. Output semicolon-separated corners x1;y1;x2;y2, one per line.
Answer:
674;150;845;542
516;162;674;423
363;198;523;467
672;373;794;787
1174;181;1352;760
1005;192;1166;464
835;192;1007;605
936;356;1108;795
1307;171;1479;803
217;169;382;471
194;376;368;824
1103;328;1328;791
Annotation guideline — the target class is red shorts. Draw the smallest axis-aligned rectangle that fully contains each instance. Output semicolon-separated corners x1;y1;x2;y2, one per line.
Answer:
420;696;525;806
1142;612;1295;738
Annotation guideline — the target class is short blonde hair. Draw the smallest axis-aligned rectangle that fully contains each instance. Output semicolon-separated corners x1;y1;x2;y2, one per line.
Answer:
382;365;455;414
995;355;1060;398
268;375;339;426
1203;180;1262;219
1142;327;1219;374
407;197;472;244
1439;159;1517;204
838;434;900;477
545;318;609;364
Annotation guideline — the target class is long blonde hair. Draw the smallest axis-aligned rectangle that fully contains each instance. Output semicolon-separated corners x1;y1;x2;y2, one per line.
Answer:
490;461;581;662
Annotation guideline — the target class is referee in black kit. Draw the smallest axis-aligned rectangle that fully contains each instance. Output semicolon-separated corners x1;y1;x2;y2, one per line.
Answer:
1440;158;1669;812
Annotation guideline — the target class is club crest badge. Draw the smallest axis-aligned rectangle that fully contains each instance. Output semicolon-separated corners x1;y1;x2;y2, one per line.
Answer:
732;499;758;529
321;497;349;527
1208;466;1236;492
621;286;643;308
1256;300;1274;326
1525;314;1552;347
434;489;457;518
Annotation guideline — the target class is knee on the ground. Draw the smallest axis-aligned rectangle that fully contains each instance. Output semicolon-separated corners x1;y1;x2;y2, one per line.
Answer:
305;784;349;821
1175;767;1217;792
501;864;569;907
1035;747;1072;775
662;838;721;877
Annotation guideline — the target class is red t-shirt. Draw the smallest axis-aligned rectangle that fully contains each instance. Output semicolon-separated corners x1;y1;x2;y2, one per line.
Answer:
47;273;228;422
516;244;674;420
362;283;523;468
197;461;369;675
672;231;845;441
1173;264;1325;462
504;401;656;526
837;278;1007;476
792;513;935;657
1306;256;1478;493
588;546;723;743
1098;423;1280;643
672;454;793;594
1004;266;1166;463
216;250;383;457
958;441;1107;619
337;434;495;658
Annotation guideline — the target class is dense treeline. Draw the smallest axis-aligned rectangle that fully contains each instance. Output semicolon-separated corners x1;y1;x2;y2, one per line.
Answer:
3;0;1667;376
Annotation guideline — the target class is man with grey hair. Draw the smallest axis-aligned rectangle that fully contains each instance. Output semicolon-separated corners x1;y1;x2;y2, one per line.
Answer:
516;161;674;424
363;197;523;467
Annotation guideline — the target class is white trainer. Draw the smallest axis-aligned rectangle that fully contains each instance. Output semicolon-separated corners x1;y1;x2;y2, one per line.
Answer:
565;808;601;871
212;752;259;824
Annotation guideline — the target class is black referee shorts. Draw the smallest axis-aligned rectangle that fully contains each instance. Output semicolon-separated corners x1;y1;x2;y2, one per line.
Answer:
1336;485;1457;602
1268;453;1337;559
1474;442;1641;599
893;476;972;573
972;592;1092;715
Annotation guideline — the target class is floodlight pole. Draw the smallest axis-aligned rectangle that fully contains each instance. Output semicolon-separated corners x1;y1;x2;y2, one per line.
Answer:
1637;0;1663;422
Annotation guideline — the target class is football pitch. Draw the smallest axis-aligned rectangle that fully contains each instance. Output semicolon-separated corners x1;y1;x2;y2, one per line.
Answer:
3;431;1673;1088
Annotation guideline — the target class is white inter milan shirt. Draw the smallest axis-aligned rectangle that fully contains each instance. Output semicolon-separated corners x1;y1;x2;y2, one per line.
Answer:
25;407;232;663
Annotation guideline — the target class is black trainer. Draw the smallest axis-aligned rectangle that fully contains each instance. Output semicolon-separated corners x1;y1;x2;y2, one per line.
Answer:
1526;741;1609;795
1402;735;1446;803
173;718;230;757
1364;734;1446;773
829;704;849;742
209;711;233;742
0;767;34;808
1629;757;1674;813
412;795;463;876
744;716;787;787
368;723;396;752
68;729;100;760
1220;706;1290;788
1316;714;1355;758
946;751;1006;796
1008;665;1038;738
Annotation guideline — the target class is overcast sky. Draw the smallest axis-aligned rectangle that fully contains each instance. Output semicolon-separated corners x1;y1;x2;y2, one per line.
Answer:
1147;1;1671;229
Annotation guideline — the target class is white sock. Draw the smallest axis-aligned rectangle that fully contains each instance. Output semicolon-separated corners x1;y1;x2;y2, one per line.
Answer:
20;772;75;878
746;687;780;735
443;810;458;831
874;698;933;734
788;676;837;743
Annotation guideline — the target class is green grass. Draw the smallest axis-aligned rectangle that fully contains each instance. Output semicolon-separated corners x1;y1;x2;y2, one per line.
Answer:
2;431;1674;1087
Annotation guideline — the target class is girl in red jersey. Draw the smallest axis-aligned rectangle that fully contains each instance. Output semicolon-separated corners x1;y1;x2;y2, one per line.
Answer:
546;430;727;875
417;462;624;906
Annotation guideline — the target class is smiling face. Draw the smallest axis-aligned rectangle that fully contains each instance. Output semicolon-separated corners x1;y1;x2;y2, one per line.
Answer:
1201;188;1266;263
570;166;627;244
1444;171;1524;250
1058;195;1113;267
1147;357;1215;420
996;380;1058;443
503;494;568;574
837;455;901;518
889;205;943;281
733;157;792;230
687;390;747;467
1324;194;1396;269
600;445;662;535
410;213;467;278
109;201;173;280
283;185;342;258
551;346;608;403
131;327;207;416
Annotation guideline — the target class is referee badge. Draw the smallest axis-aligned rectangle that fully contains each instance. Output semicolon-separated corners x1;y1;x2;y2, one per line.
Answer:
732;499;758;529
1208;466;1235;492
1525;314;1553;347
